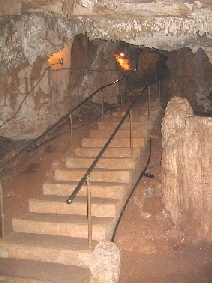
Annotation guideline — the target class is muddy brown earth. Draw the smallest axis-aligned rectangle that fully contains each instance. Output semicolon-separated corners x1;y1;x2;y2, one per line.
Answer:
0;104;212;283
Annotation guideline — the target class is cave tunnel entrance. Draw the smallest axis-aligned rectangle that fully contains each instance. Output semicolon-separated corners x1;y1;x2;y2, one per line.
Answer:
48;33;211;122
46;34;168;118
1;32;212;160
0;33;169;172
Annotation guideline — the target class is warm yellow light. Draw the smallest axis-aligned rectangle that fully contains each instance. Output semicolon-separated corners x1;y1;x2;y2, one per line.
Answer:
48;50;64;69
114;54;131;71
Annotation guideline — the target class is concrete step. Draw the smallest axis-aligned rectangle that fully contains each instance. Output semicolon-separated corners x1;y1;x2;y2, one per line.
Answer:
110;112;160;123
54;169;131;183
141;101;161;108
0;274;51;283
98;121;152;130
74;147;141;158
43;182;125;199
0;233;94;267
0;258;90;283
82;137;144;148
112;103;161;116
66;157;136;170
104;114;149;122
139;109;161;117
89;129;148;139
12;213;114;241
29;195;120;217
106;107;161;119
140;104;161;110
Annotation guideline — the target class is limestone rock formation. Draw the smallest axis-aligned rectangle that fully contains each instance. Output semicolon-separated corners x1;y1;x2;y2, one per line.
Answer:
161;96;212;241
0;35;124;139
0;0;212;140
0;1;212;83
90;241;120;283
162;48;212;113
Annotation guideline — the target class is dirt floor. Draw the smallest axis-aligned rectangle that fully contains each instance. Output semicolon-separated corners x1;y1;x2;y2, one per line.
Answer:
0;101;212;283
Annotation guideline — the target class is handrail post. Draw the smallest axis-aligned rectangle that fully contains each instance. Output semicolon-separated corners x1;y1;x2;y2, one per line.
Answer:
147;85;151;121
86;175;92;248
129;110;133;155
0;182;4;238
120;80;123;106
101;89;104;121
158;79;161;104
69;113;73;148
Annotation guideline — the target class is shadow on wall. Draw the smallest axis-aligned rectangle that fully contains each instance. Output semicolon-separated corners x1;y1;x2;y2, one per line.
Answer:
162;47;212;114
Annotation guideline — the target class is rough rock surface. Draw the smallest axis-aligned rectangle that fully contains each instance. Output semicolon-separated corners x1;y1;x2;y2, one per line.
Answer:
0;34;125;139
0;1;212;139
1;1;212;72
90;241;120;283
162;48;212;113
161;96;212;241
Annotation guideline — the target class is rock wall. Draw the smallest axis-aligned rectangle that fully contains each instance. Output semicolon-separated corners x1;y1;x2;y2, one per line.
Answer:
48;42;73;125
69;35;126;106
1;2;212;140
126;51;161;89
0;13;77;74
0;34;126;140
0;58;52;140
161;97;212;241
162;48;212;113
1;1;212;72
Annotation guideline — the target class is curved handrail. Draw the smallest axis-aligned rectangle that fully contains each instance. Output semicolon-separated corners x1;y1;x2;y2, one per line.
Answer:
0;67;137;173
66;77;160;204
111;138;152;242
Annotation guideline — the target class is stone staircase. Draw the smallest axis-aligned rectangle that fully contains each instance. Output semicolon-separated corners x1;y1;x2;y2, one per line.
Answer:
0;91;162;283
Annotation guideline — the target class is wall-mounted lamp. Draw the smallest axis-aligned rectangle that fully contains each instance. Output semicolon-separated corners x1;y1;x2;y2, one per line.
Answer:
114;52;131;71
58;58;63;65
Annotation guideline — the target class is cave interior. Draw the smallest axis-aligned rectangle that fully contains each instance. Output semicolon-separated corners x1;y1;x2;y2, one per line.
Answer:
0;1;212;282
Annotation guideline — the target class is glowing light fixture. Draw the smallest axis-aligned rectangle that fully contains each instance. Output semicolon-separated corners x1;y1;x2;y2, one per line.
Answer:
48;50;64;68
58;58;63;65
114;53;131;71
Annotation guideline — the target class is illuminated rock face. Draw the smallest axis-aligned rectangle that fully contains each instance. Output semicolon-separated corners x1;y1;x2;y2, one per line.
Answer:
0;0;212;139
0;34;124;139
0;1;212;70
161;97;212;242
0;0;212;55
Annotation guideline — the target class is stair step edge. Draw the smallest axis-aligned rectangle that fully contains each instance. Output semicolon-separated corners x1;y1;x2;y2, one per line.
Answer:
0;258;90;283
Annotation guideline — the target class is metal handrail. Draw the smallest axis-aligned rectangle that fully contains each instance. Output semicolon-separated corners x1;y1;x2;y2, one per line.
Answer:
111;138;153;243
66;77;160;204
66;77;161;246
0;67;137;173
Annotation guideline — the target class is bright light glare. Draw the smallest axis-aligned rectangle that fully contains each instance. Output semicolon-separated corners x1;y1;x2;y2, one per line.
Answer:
114;53;131;71
119;52;125;57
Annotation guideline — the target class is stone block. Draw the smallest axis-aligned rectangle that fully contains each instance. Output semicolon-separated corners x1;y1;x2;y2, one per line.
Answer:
90;241;120;283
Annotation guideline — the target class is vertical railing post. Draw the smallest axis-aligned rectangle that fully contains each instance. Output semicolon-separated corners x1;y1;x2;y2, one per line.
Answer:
86;175;92;248
0;182;4;238
158;79;161;104
120;80;123;106
69;113;73;148
101;89;104;121
147;85;151;121
129;109;133;155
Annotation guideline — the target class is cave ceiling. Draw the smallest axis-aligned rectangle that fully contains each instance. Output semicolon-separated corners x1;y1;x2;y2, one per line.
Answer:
0;0;212;72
